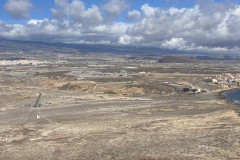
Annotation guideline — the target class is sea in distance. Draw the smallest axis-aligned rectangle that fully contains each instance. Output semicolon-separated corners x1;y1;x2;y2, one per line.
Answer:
223;89;240;104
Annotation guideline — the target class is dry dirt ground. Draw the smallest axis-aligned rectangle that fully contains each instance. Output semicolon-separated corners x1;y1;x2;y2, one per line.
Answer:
1;93;240;160
1;63;240;159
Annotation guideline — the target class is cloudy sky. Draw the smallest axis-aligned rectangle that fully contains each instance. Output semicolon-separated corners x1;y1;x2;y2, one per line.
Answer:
1;0;240;54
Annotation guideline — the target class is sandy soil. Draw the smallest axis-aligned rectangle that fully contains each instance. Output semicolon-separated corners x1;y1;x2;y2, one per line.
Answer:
1;61;240;159
1;91;240;160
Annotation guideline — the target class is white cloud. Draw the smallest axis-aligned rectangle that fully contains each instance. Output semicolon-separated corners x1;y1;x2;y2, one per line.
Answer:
127;10;141;22
4;0;33;19
141;4;157;17
51;0;103;26
0;19;132;45
126;3;240;53
54;0;68;7
118;35;143;45
118;35;131;45
3;1;240;54
103;0;129;20
162;38;187;49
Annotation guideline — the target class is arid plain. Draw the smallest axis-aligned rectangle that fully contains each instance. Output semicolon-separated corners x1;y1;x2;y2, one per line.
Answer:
1;43;240;159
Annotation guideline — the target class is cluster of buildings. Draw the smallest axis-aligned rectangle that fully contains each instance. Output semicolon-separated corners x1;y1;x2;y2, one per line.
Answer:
203;73;240;88
176;82;203;93
164;81;204;93
0;60;50;66
0;60;68;66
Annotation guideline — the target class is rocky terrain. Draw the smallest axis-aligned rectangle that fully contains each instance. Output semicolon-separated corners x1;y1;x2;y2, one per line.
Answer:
1;44;240;159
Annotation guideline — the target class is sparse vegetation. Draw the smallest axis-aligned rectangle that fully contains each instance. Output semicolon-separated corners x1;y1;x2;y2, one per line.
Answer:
104;90;117;94
2;40;240;160
183;88;190;92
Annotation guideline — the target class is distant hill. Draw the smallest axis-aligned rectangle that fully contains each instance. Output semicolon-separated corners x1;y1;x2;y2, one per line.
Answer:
0;39;170;56
2;39;240;60
158;55;198;63
196;55;240;60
